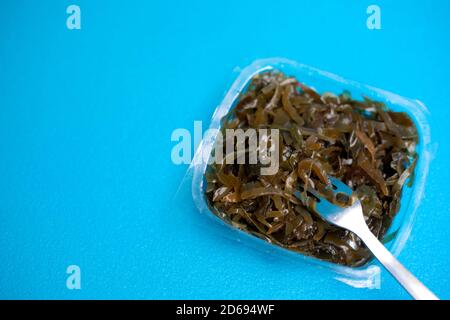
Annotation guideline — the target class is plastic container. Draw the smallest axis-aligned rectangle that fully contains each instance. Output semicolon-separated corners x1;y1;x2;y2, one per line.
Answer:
188;58;433;288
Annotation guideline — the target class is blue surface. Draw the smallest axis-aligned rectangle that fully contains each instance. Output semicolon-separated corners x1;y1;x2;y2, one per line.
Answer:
0;0;449;299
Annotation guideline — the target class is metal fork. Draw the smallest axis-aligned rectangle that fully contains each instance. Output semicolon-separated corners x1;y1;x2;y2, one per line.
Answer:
295;177;438;300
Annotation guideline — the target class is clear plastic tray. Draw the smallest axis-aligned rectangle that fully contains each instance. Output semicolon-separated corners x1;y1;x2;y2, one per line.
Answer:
188;58;433;288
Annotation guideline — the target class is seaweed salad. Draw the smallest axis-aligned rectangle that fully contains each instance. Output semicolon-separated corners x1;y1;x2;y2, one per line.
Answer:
205;70;418;267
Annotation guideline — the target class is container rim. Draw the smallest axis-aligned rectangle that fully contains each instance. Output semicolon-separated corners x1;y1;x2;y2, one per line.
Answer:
189;57;434;289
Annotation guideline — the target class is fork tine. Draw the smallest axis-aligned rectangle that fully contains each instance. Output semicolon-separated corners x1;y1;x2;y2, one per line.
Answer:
293;190;304;202
296;184;332;205
294;186;321;204
305;186;322;199
329;177;353;195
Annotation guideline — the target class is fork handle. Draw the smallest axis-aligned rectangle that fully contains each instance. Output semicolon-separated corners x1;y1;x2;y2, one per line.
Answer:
357;227;438;300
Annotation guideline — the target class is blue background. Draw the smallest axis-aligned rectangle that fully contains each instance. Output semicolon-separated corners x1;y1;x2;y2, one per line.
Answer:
1;0;449;299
